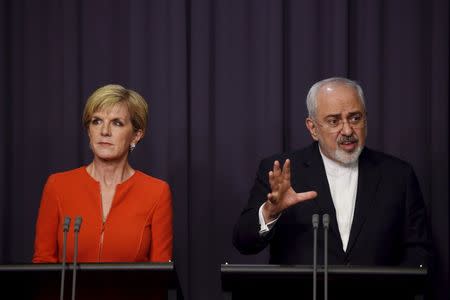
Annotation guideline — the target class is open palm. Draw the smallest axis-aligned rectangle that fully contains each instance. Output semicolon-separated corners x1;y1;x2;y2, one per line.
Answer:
263;159;317;222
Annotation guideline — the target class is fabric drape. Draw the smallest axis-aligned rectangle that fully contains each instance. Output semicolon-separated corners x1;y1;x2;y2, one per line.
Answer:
0;0;448;299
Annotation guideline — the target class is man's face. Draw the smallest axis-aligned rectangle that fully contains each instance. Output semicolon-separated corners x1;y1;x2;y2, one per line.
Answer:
306;83;367;165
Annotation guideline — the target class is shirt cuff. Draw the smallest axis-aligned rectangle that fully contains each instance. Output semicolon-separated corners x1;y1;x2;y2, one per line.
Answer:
258;202;280;236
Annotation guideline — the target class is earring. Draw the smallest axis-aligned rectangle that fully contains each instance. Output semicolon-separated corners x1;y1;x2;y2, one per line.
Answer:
129;143;136;152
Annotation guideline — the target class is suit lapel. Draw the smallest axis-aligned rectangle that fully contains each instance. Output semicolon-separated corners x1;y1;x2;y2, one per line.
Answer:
345;148;381;257
295;143;344;252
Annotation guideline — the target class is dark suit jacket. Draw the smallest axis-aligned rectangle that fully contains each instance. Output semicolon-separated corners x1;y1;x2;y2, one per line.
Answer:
233;142;431;266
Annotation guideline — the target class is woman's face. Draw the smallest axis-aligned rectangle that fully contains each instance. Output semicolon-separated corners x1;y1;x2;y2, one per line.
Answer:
88;102;143;162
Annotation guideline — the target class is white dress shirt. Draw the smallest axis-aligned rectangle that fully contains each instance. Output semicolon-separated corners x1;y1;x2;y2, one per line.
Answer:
258;148;359;252
320;149;358;251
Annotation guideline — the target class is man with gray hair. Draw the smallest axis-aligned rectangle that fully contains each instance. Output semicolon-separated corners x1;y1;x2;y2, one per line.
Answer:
233;77;430;269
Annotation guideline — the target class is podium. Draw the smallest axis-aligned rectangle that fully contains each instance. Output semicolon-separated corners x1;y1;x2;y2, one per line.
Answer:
221;264;427;300
0;262;180;300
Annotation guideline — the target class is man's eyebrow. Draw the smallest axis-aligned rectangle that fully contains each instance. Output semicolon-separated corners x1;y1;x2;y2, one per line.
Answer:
324;113;341;118
347;111;363;116
324;111;363;118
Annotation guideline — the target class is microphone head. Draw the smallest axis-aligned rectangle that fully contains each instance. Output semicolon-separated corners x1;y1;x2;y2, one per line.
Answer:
63;217;71;232
74;216;83;232
312;214;319;228
322;214;330;228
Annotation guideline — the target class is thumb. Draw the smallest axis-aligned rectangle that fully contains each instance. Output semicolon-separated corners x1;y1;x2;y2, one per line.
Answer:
295;191;318;203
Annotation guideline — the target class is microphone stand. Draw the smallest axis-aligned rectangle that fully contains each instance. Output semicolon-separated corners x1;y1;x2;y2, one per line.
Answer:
323;214;330;300
60;217;71;300
312;214;319;300
71;216;82;300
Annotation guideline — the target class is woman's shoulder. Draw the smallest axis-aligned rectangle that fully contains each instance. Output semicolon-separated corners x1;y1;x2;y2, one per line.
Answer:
47;167;88;184
133;171;171;191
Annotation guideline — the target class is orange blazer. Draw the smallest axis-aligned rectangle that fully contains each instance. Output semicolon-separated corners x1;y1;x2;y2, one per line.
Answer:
33;167;173;263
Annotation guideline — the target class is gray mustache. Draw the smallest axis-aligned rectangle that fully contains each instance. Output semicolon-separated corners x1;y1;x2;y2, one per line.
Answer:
338;135;358;144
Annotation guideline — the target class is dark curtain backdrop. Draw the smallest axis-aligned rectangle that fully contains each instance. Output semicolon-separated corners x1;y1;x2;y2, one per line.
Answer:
0;0;448;299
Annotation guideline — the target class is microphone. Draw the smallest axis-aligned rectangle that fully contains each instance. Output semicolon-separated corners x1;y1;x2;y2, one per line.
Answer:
60;217;71;300
312;214;319;300
71;216;82;300
322;214;330;300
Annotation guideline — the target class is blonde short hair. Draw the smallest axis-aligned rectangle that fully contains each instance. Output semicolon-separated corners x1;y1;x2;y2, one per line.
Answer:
83;84;148;134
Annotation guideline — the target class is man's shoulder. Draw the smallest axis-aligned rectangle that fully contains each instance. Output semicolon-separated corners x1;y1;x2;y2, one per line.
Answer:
258;143;317;168
362;147;415;173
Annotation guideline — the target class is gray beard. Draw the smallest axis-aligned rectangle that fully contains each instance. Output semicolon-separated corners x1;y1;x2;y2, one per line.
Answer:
333;145;363;165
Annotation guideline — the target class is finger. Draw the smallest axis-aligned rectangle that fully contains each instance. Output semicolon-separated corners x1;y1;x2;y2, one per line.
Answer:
268;171;275;188
268;192;281;206
267;193;274;204
295;191;318;203
273;160;281;177
282;159;291;181
269;172;280;192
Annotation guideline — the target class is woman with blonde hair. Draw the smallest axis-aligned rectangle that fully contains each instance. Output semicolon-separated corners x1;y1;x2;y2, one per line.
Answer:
33;84;173;263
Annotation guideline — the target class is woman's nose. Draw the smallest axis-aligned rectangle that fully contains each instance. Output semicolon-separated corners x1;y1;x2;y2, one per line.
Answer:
101;123;111;136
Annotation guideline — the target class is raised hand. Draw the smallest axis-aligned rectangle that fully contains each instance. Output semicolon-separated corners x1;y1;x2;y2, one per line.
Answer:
262;159;317;222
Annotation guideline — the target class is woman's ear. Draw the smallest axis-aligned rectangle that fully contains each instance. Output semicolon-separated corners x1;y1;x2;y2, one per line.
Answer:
132;129;144;145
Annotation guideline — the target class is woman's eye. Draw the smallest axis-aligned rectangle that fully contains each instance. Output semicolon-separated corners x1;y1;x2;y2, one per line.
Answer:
113;121;123;126
91;118;101;125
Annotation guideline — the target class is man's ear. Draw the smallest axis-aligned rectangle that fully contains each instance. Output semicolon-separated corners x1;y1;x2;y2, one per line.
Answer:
306;117;319;141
